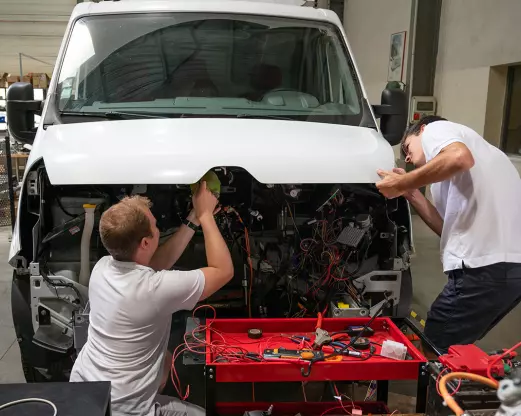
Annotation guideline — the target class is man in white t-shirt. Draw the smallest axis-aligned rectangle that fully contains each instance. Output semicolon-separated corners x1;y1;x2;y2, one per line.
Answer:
376;116;521;354
70;181;233;416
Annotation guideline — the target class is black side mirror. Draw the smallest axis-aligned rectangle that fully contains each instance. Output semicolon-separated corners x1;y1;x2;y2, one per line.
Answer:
372;89;407;146
6;82;41;145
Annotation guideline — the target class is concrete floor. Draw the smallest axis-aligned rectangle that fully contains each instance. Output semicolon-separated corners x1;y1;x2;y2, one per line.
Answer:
0;217;519;383
0;227;25;383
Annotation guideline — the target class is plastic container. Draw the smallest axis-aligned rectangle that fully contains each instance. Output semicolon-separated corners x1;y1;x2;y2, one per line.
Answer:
381;340;408;360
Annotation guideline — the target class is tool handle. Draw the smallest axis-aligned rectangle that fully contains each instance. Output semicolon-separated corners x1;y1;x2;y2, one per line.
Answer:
316;312;323;330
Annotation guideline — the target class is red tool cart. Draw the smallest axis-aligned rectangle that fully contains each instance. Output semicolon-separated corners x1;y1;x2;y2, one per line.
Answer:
203;317;428;416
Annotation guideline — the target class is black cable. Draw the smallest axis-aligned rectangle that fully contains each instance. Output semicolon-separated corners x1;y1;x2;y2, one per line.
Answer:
41;267;83;306
54;194;78;217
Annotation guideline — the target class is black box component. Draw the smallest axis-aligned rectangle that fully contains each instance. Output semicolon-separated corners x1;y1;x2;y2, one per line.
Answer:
336;225;366;248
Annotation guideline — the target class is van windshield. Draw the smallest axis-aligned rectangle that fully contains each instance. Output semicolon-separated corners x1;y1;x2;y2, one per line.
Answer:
57;13;363;125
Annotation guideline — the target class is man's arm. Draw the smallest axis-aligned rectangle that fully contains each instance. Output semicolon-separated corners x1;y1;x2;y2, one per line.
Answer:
400;142;474;190
198;212;234;300
406;189;443;237
377;142;475;198
149;211;199;272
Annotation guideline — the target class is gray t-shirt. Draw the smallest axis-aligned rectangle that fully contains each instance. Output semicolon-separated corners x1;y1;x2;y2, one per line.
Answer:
70;256;205;416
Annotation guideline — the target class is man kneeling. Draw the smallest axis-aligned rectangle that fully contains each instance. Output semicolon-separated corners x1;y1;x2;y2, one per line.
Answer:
70;182;233;416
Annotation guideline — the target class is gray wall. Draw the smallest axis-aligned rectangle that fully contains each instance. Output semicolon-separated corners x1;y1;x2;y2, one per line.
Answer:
343;0;412;161
434;0;521;172
343;0;412;104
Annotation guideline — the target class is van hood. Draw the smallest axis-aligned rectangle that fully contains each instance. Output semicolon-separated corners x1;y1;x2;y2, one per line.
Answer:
34;118;394;185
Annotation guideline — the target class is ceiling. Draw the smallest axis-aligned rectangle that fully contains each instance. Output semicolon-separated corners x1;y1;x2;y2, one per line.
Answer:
1;0;76;76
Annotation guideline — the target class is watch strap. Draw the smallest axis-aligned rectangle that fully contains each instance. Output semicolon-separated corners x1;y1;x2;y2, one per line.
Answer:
184;219;200;231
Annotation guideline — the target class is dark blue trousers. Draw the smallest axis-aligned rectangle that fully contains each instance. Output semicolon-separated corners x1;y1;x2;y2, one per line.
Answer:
424;262;521;353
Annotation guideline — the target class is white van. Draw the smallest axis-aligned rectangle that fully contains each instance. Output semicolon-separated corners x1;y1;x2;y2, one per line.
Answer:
6;0;411;382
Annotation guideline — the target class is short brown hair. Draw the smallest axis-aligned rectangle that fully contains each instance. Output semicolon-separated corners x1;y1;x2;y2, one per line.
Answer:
401;115;447;157
100;196;153;261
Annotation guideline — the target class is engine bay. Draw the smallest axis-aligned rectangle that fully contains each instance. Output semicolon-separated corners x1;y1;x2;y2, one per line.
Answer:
13;164;413;354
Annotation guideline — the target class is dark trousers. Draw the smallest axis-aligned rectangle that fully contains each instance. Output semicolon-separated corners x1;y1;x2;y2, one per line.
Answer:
424;262;521;354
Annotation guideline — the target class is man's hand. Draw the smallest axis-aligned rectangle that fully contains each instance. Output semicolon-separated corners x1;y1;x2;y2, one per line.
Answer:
376;169;408;199
387;168;421;200
193;181;218;221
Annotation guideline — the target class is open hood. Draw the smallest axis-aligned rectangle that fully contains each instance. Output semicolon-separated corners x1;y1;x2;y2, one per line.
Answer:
35;118;394;185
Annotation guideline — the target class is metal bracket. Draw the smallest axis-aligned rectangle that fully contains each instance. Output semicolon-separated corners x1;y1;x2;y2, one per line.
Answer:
29;275;85;334
30;261;40;276
353;270;402;304
416;363;430;413
73;303;90;352
13;256;29;275
27;171;39;195
205;365;217;416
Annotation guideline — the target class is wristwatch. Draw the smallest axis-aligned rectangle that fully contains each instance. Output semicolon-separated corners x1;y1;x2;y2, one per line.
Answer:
183;218;201;231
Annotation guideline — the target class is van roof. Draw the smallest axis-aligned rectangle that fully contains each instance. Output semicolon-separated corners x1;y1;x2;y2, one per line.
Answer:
71;0;341;25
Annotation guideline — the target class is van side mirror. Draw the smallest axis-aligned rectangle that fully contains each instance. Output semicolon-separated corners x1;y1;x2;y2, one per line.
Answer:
372;89;407;146
6;82;42;145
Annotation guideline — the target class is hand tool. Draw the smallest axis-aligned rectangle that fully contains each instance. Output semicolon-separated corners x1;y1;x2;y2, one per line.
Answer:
263;347;322;361
345;325;375;337
313;312;332;348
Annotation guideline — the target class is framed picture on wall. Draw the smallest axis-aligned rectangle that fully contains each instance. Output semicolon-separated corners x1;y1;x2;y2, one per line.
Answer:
388;31;407;82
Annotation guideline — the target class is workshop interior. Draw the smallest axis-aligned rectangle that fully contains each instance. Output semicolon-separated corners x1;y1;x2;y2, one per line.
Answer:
1;0;521;415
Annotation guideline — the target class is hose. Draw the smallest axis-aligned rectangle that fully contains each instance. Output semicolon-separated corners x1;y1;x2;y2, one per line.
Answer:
438;372;498;416
79;204;96;286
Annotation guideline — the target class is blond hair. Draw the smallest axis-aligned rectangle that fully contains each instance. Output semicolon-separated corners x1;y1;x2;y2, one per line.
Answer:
99;196;153;261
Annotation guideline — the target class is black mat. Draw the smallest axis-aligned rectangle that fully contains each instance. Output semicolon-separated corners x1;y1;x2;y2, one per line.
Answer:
0;381;110;416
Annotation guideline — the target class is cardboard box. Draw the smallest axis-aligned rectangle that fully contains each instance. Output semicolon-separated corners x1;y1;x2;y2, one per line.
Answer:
32;73;50;89
6;74;20;85
22;75;32;84
0;73;7;89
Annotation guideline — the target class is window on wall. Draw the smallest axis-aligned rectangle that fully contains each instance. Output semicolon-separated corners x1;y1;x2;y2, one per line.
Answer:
502;65;521;155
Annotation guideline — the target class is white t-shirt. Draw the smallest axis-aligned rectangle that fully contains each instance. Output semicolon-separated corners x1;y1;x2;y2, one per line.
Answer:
70;256;205;416
422;121;521;272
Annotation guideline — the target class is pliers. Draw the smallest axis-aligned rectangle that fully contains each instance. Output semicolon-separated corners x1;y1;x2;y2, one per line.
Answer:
312;312;332;348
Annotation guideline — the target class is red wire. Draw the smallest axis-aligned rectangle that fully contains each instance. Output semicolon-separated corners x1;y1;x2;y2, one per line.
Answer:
320;406;349;416
230;211;253;318
436;368;461;397
487;340;521;385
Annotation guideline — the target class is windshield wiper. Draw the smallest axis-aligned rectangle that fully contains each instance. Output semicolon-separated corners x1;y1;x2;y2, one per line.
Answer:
60;111;168;120
236;114;294;121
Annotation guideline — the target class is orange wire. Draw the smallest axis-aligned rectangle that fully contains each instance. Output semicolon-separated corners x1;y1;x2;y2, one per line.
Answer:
438;372;498;416
436;368;461;396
